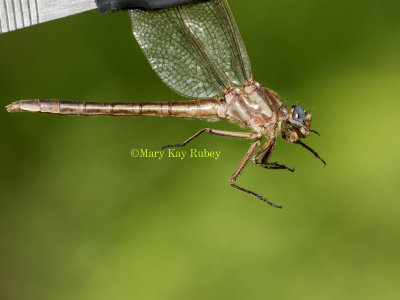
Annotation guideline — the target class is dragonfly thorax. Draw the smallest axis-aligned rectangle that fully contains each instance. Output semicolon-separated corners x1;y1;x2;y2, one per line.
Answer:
220;81;283;135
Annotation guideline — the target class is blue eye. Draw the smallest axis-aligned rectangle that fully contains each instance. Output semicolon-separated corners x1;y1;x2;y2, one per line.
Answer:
292;105;306;123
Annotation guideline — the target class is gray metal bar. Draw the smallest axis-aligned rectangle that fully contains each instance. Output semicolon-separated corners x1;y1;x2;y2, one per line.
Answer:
0;0;97;34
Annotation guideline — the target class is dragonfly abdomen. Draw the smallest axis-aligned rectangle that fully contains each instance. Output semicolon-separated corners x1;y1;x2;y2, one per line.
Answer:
6;99;221;119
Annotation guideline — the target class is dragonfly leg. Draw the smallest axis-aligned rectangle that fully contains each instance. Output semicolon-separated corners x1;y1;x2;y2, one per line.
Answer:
161;129;261;150
229;140;282;208
252;137;294;172
295;140;326;166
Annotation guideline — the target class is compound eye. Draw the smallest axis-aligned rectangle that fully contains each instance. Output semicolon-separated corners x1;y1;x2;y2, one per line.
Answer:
292;105;306;123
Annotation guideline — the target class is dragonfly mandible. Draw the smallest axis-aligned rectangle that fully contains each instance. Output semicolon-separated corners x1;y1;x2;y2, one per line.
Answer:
6;0;325;208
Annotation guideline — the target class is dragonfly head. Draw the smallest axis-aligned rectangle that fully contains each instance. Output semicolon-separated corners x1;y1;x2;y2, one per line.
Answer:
278;104;325;166
281;105;318;142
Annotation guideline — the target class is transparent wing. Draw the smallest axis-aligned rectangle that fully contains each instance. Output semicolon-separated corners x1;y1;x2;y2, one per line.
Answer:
129;0;252;99
183;0;252;86
130;6;228;99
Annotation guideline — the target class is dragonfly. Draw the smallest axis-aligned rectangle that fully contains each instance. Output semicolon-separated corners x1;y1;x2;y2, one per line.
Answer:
5;0;325;208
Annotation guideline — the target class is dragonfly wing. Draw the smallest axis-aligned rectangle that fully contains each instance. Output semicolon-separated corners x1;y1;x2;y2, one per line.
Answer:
183;0;252;86
130;6;228;99
130;0;252;99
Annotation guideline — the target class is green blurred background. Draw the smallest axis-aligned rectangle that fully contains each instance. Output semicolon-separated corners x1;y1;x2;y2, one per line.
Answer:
1;0;399;299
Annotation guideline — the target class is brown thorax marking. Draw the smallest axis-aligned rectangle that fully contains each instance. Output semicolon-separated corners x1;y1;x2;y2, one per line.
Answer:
218;80;283;136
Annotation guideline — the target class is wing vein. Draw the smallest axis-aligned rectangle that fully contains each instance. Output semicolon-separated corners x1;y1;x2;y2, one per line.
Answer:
129;0;252;98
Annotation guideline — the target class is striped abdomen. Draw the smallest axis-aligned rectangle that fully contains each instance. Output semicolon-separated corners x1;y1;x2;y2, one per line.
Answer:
6;99;221;120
